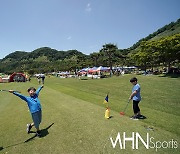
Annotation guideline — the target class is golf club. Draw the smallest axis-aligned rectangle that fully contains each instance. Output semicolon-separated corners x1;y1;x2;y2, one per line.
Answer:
120;100;130;116
0;90;21;93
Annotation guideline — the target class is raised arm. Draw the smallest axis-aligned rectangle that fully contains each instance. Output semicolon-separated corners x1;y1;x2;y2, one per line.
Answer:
36;85;44;96
9;90;28;102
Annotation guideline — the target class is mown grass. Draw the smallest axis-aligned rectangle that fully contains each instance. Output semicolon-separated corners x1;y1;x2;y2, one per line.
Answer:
0;74;179;154
43;75;180;135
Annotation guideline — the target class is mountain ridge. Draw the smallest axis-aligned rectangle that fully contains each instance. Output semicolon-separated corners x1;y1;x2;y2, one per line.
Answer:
0;18;179;73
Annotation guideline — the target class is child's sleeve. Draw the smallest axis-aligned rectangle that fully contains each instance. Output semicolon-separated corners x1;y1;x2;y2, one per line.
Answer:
36;85;43;96
13;92;28;102
134;85;140;92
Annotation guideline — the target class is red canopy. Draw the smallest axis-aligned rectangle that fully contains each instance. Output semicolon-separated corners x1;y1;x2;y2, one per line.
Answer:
9;72;26;82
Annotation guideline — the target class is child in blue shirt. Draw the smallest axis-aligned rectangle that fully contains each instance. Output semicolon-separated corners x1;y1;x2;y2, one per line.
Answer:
9;85;44;137
129;77;142;120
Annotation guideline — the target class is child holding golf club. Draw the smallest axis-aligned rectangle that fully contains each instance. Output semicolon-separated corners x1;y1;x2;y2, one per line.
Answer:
129;77;142;120
9;85;44;137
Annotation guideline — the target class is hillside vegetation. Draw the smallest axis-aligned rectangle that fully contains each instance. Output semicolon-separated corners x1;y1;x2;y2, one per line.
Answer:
0;19;179;74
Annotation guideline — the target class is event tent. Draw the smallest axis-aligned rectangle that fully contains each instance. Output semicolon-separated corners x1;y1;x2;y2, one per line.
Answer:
0;76;3;83
9;72;26;82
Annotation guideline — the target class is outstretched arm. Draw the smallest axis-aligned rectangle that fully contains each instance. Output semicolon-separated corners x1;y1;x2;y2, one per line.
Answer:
36;85;44;96
9;90;28;102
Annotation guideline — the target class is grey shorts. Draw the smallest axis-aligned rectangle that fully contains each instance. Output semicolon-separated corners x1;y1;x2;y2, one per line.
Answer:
31;110;42;129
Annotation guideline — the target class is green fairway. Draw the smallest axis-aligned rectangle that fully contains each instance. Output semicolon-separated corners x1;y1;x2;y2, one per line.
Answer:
0;75;179;154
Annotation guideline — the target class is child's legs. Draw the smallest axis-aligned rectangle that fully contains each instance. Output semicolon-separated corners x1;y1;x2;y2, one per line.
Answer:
31;110;42;131
133;100;140;115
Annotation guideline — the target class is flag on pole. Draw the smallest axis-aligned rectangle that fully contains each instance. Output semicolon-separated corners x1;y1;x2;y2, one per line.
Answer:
104;94;108;104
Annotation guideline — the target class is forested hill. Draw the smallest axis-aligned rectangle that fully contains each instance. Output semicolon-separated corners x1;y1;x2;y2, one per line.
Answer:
0;18;179;74
129;18;180;50
1;47;86;62
0;47;88;74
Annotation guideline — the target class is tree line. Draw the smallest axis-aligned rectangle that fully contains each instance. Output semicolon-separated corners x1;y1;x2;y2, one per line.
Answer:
0;33;179;75
0;18;180;75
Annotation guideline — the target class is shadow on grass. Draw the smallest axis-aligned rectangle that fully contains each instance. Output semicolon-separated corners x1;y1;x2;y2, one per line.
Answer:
40;122;54;137
27;122;54;140
138;115;147;120
108;116;113;119
0;141;26;152
80;78;88;80
158;74;180;78
0;123;54;151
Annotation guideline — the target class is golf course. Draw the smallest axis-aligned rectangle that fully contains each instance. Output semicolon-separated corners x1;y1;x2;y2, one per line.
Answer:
0;74;179;154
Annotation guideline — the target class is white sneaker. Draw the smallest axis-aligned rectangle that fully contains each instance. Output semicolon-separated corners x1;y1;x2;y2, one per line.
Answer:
131;116;139;120
26;124;32;133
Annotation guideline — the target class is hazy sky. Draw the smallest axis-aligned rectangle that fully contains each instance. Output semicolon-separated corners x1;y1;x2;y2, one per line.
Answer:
0;0;179;59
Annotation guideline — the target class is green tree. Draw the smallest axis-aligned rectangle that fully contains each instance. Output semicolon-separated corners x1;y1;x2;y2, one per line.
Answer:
131;34;180;72
90;52;100;66
155;34;180;71
100;43;118;71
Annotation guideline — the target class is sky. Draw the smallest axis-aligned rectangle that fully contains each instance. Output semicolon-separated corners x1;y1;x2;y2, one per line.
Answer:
0;0;180;59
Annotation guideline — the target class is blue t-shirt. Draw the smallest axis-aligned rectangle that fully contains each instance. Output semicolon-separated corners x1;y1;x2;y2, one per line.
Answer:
132;83;141;101
13;86;43;113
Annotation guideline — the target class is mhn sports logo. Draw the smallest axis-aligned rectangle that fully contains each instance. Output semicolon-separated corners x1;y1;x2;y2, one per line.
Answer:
110;132;178;151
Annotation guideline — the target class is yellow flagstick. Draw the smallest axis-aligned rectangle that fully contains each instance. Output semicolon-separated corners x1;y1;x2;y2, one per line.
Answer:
104;92;110;119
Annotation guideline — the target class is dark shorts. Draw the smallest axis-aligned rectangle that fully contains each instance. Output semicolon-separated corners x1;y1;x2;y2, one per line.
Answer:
133;100;140;114
31;110;42;129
